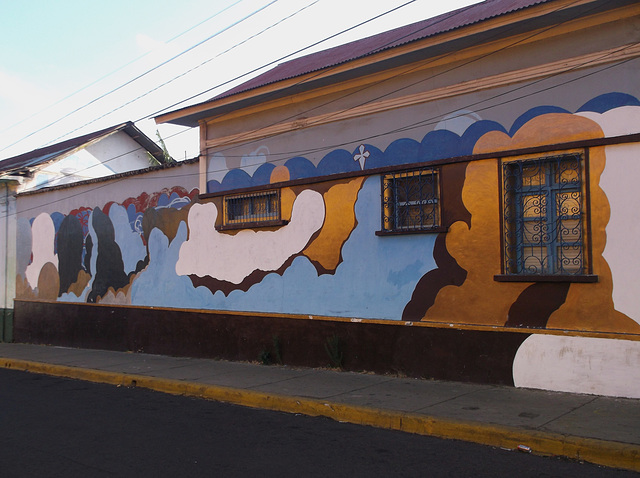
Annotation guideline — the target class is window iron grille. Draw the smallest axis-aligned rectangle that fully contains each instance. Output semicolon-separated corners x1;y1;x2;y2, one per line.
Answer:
502;154;585;276
225;190;279;225
382;169;440;232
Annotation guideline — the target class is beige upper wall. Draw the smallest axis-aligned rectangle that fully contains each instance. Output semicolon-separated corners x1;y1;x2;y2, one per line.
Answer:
203;5;640;153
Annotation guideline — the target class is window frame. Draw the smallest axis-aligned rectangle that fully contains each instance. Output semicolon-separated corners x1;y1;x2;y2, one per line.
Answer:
494;150;597;283
376;167;447;236
216;189;288;231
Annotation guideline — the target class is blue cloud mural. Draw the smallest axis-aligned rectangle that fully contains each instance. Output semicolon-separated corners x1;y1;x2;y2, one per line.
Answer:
130;222;213;308
109;204;146;275
203;177;438;320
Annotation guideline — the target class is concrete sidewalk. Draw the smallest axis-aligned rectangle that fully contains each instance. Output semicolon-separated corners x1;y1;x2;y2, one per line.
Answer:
0;343;638;472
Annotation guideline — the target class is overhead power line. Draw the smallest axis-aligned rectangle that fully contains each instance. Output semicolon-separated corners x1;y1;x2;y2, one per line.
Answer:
144;0;421;120
48;0;322;145
1;0;424;185
0;0;245;138
2;0;634;211
3;51;635;221
191;0;594;158
0;0;278;155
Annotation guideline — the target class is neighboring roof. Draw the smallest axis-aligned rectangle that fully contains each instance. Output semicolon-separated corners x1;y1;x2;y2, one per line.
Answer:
17;156;199;197
157;0;560;126
0;122;167;176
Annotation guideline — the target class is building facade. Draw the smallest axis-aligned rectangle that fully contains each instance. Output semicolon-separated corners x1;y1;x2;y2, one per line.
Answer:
0;122;167;342
12;0;640;397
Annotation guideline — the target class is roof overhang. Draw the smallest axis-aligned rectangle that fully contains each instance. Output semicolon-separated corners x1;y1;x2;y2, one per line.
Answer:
0;121;169;177
155;0;632;128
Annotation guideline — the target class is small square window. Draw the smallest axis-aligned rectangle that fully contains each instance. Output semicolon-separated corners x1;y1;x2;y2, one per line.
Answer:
222;190;281;228
380;168;441;233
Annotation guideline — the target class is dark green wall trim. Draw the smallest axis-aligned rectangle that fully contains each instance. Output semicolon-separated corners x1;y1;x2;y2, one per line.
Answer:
0;308;13;343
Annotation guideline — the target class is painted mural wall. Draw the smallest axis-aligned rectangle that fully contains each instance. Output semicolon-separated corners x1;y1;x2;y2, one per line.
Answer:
15;92;640;398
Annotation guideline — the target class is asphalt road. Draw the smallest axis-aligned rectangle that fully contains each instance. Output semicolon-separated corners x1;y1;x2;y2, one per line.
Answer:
0;368;636;477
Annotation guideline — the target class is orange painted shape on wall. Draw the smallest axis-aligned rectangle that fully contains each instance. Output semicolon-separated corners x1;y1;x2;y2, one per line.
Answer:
270;165;290;184
303;177;365;272
546;145;640;334
37;262;60;301
280;187;297;222
421;159;529;325
421;112;640;333
15;275;36;300
68;270;91;298
478;113;603;152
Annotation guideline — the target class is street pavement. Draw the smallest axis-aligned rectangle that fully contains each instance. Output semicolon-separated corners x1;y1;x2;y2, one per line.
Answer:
0;342;638;472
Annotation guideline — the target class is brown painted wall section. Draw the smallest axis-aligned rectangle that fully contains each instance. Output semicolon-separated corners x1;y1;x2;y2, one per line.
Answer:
14;300;528;386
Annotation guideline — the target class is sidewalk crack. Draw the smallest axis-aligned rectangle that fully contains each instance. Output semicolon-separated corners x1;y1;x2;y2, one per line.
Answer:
321;378;397;399
413;386;499;412
536;395;599;430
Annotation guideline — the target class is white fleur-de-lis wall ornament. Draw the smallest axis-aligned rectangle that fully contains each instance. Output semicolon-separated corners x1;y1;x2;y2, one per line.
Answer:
353;144;370;170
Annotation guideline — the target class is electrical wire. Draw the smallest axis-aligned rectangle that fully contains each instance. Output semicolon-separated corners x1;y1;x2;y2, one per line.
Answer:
195;0;600;158
163;0;468;141
2;49;636;221
0;0;424;181
1;0;637;215
5;15;634;197
47;0;322;145
0;0;278;155
144;0;420;120
5;0;419;155
0;0;245;138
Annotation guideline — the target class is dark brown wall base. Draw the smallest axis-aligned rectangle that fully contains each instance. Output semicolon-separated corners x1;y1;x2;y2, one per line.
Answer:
14;300;529;386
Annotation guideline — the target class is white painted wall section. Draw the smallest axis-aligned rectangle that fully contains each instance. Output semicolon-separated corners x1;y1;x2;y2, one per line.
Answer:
513;334;640;398
599;142;640;324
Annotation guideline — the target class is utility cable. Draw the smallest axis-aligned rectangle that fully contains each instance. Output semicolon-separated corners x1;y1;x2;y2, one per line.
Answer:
145;0;420;120
0;0;278;155
201;0;596;158
48;0;321;145
0;0;245;137
1;1;634;206
1;49;636;221
0;0;422;182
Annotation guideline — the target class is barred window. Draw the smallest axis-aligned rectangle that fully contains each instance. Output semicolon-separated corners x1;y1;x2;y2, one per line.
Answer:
381;168;440;233
501;153;589;277
223;190;280;226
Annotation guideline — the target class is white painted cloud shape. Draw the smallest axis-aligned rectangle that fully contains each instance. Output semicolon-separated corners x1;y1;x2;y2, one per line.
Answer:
576;105;640;137
578;106;640;324
176;189;325;284
25;213;58;289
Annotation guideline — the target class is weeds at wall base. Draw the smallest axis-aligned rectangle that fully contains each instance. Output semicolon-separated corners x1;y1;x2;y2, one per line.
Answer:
324;335;344;369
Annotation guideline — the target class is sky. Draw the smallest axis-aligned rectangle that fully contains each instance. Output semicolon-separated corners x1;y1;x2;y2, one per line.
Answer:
0;0;481;162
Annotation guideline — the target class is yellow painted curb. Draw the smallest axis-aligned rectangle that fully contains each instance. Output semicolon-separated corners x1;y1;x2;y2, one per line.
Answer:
2;358;638;472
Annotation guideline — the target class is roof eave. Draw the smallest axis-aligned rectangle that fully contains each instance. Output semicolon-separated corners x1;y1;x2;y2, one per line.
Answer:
0;121;170;176
155;0;620;128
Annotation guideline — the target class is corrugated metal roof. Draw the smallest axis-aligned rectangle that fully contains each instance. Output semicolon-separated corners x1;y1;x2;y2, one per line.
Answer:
0;122;166;175
210;0;552;101
16;156;199;197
